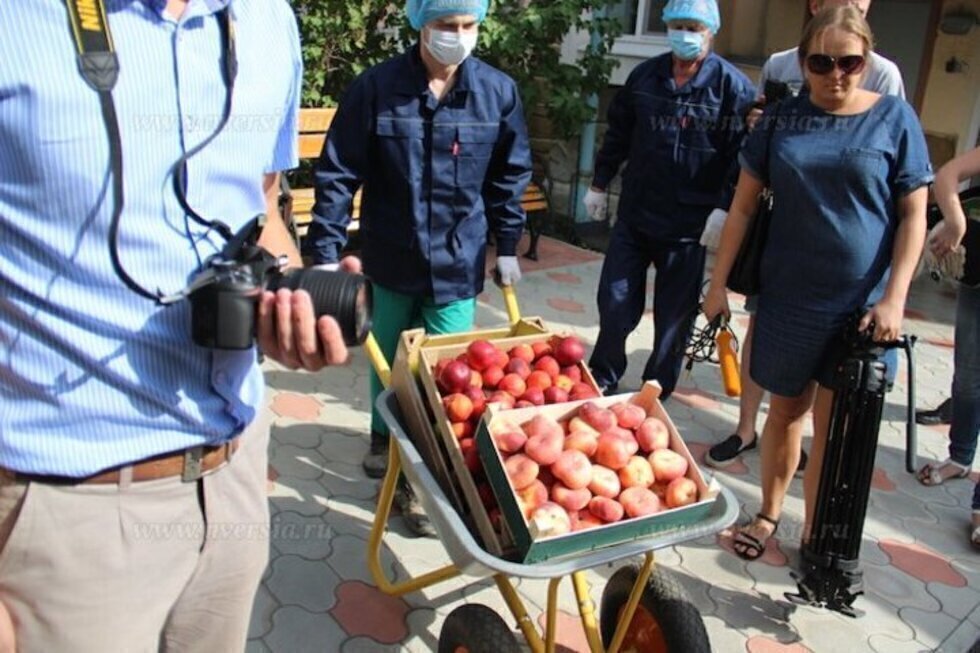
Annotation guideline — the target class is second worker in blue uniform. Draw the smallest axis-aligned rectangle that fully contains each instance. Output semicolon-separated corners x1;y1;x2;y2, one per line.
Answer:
583;0;756;399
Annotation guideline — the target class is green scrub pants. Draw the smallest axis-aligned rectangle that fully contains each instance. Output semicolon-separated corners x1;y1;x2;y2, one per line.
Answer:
369;284;476;436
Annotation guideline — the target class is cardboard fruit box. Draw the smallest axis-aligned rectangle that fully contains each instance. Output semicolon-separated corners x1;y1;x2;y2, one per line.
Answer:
475;381;720;564
413;331;602;556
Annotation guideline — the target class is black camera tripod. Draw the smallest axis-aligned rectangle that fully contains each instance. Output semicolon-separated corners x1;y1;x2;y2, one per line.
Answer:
784;325;917;618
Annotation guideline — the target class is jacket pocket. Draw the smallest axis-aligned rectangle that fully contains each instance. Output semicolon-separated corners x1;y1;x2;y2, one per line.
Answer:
455;124;499;187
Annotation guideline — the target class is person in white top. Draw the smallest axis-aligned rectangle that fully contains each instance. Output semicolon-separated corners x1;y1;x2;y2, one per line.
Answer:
760;0;905;98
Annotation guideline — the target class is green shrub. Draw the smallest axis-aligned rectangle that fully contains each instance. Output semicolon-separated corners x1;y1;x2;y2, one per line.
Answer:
291;0;620;139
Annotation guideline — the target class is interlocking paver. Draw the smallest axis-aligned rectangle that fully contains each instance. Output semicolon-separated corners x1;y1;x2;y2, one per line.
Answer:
269;477;332;516
861;563;942;612
682;538;762;589
871;486;937;524
265;554;341;612
939;629;980;653
856;596;918;643
330;580;412;644
269;510;334;561
926;581;980;622
244;637;273;653
247;584;278;641
702;614;753;651
326;533;397;585
340;638;402;653
791;608;876;652
265;605;348;653
867;633;930;653
270;392;325;422
270;422;328;449
745;635;813;652
402;608;442;652
315;429;372;463
899;606;963;650
314;461;379;502
319;495;379;538
268;443;329;481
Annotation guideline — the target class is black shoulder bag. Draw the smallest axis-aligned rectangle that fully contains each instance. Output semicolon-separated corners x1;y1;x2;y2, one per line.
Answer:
726;109;779;296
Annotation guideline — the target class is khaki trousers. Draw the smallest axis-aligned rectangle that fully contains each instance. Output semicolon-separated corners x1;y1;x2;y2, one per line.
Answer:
0;413;271;653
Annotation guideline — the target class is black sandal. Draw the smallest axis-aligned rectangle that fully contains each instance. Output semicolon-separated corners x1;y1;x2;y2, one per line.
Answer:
733;513;779;561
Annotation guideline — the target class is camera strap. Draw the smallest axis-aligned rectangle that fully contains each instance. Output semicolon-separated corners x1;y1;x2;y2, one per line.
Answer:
64;0;237;302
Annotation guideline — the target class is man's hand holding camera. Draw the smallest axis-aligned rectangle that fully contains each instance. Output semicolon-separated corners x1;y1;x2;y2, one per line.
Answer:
257;256;363;371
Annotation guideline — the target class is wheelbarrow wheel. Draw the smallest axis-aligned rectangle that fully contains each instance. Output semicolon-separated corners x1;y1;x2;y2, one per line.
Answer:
437;603;520;653
599;565;710;653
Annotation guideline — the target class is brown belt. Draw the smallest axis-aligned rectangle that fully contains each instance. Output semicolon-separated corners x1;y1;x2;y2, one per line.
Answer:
7;438;241;485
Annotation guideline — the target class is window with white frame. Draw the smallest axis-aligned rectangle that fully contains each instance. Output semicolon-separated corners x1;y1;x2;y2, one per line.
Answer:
618;0;668;37
607;0;670;65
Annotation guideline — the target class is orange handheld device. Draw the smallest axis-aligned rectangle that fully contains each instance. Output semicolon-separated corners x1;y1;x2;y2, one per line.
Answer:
716;323;741;397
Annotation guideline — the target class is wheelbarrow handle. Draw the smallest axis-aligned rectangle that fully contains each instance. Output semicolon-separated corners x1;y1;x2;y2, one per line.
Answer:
363;332;391;389
502;284;521;326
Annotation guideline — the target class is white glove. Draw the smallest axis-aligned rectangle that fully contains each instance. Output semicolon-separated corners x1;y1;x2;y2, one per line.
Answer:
922;222;966;283
583;188;608;221
699;208;728;251
495;256;522;286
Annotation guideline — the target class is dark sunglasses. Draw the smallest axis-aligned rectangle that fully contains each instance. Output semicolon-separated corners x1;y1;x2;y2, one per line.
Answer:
805;54;866;75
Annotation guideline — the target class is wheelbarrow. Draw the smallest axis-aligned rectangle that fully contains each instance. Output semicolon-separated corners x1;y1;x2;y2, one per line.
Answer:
359;286;739;652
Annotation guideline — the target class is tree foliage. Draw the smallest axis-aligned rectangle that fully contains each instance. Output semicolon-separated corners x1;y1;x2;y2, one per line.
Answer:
291;1;621;139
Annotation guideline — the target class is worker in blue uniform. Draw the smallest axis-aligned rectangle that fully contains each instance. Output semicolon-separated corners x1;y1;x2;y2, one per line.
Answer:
583;0;756;399
304;0;532;535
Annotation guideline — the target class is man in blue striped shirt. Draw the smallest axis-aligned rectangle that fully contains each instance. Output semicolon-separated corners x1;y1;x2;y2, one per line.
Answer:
0;1;349;649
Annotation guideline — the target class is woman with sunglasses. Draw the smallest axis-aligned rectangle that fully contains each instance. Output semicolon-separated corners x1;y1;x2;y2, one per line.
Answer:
702;5;932;560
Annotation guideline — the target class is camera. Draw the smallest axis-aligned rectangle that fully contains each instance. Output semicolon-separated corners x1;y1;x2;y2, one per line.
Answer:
185;218;372;350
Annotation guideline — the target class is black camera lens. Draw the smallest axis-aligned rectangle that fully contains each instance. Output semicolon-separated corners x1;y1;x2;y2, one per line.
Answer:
268;269;373;346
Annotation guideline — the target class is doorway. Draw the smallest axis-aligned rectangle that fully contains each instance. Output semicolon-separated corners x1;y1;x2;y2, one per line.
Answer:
866;0;936;106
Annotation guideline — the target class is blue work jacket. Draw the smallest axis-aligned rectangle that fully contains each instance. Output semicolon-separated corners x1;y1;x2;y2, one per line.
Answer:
593;52;756;241
304;46;532;304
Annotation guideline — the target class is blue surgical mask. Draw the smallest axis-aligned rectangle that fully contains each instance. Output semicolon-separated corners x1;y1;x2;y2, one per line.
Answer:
426;29;478;66
667;29;705;61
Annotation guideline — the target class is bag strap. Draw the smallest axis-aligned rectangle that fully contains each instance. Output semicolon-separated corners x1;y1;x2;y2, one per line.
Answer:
761;105;781;186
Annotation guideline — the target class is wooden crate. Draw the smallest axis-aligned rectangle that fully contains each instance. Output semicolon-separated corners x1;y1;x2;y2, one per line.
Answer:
388;318;554;554
415;332;601;556
475;381;720;563
390;329;465;515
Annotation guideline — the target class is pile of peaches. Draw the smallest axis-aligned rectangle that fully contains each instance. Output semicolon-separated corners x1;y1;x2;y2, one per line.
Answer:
487;401;701;537
434;335;599;449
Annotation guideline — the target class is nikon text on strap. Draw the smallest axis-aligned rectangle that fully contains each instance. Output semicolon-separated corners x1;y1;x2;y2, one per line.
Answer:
65;0;119;91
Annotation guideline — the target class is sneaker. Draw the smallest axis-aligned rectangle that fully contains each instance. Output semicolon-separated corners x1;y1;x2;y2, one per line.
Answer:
706;433;758;468
795;449;808;478
362;431;389;479
915;398;952;426
393;479;436;538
